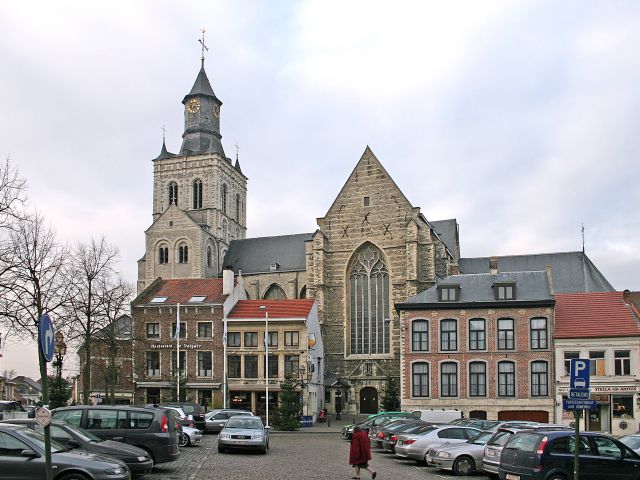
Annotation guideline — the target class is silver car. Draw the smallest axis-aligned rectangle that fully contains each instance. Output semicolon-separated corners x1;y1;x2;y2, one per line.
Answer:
399;426;482;462
217;415;269;454
180;425;203;447
427;430;493;476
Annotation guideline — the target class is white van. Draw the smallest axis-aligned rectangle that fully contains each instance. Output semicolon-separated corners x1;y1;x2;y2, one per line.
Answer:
412;409;462;424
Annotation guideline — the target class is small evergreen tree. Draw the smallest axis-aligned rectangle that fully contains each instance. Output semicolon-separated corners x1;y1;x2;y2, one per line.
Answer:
48;375;71;409
380;375;400;411
273;375;301;431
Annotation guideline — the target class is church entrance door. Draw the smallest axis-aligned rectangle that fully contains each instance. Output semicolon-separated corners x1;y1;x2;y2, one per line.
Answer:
359;387;378;414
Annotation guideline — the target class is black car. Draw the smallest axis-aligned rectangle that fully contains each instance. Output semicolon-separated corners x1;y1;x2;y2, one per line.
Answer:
52;405;180;465
0;423;130;480
1;418;153;476
158;402;206;430
0;400;27;420
499;429;640;480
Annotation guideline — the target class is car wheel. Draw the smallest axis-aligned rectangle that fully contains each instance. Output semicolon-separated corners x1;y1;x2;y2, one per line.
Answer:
60;474;90;480
452;456;475;476
179;433;189;447
218;445;225;453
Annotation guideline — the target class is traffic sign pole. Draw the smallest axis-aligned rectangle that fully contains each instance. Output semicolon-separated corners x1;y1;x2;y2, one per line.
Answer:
574;409;580;480
38;314;54;480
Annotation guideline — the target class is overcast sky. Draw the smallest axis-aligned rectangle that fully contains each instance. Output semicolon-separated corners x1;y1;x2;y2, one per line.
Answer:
1;0;639;379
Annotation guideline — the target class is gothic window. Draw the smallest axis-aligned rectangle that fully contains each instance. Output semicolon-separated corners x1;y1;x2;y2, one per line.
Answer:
193;179;203;209
221;183;228;214
168;182;178;206
178;244;189;263
206;246;213;269
348;244;390;355
235;193;241;220
264;284;286;300
158;246;169;264
222;219;228;243
299;286;307;299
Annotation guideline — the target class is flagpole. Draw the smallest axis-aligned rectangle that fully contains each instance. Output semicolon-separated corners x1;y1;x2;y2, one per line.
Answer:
176;303;180;402
223;309;228;409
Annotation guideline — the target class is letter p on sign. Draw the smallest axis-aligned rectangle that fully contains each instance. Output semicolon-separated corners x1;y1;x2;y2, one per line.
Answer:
570;358;590;389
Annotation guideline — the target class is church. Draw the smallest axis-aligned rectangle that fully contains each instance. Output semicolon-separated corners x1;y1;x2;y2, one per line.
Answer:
137;59;613;415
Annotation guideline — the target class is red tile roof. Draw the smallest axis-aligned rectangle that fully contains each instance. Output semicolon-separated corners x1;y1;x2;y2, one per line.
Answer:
554;292;640;339
228;299;315;319
142;278;227;305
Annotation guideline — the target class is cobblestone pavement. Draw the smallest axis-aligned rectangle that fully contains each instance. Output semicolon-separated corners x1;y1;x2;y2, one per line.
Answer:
146;432;492;480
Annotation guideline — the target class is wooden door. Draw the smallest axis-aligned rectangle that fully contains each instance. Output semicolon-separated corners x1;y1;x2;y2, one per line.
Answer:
359;387;378;414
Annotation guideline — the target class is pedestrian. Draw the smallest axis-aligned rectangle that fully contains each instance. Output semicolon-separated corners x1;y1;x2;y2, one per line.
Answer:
349;425;377;479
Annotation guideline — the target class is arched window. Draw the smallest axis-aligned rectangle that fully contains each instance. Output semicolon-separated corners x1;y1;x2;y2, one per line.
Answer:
412;362;429;397
440;362;458;397
469;361;486;397
193;179;203;209
222;219;228;243
299;286;307;299
531;361;548;397
348;244;390;355
498;361;516;397
158;246;169;264
168;182;178;206
264;284;286;300
235;193;241;220
178;244;189;264
221;183;228;214
206;246;213;268
412;320;429;351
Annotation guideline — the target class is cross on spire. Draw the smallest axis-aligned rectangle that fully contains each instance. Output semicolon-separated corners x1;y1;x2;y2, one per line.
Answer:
235;143;239;162
161;124;167;142
198;28;209;67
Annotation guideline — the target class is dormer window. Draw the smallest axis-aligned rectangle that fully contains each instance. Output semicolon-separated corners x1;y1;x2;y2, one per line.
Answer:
270;262;280;272
494;282;516;300
438;284;460;302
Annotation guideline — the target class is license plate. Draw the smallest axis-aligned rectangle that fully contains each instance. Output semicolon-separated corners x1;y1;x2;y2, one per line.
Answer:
506;475;520;480
235;441;248;445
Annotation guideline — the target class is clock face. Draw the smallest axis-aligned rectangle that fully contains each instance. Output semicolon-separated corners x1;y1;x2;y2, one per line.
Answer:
212;104;220;118
187;98;201;113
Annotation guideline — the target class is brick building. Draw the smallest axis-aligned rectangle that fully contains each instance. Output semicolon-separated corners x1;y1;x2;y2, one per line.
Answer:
397;269;556;422
131;271;245;407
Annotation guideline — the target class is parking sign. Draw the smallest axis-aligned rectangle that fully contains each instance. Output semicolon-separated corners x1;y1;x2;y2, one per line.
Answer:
570;358;590;389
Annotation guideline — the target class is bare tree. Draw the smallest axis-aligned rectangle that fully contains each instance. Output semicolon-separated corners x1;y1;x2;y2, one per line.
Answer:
0;156;27;231
64;238;123;404
0;212;69;409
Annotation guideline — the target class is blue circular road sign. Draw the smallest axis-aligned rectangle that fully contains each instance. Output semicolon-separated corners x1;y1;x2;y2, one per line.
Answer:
39;314;55;362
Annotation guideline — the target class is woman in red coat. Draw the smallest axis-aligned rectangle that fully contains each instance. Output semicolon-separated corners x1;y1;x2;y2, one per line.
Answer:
349;426;377;479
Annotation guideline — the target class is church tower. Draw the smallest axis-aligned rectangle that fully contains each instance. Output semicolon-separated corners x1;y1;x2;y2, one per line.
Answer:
137;54;247;293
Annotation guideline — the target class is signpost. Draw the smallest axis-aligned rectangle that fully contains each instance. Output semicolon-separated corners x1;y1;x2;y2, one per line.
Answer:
37;313;55;480
35;407;52;427
566;358;592;480
39;314;55;363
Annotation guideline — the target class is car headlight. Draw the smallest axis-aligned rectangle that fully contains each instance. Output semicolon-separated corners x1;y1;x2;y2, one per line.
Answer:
137;456;148;462
254;434;263;440
104;467;127;475
347;427;354;432
437;451;451;458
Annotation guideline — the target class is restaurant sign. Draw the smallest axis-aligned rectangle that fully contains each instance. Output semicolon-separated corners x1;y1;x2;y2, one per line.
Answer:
558;385;640;394
151;343;203;350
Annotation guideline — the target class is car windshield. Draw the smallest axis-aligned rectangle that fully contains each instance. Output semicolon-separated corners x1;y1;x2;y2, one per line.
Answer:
620;436;640;450
63;423;103;443
489;431;514;446
470;431;495;445
225;417;263;429
20;428;66;453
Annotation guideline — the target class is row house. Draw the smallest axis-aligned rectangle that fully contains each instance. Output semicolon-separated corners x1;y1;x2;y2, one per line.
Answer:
131;270;245;407
397;269;555;422
225;299;324;421
554;291;640;436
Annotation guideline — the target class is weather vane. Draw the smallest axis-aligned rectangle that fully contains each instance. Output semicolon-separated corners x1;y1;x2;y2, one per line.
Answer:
161;124;167;143
198;28;209;67
581;222;585;253
235;143;239;162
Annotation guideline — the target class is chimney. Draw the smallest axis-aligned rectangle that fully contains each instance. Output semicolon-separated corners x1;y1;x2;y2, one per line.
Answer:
623;289;631;304
223;268;234;295
449;264;460;276
546;265;555;296
489;256;498;275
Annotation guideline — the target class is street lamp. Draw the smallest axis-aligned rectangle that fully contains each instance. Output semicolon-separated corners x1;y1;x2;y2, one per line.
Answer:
53;331;67;379
259;305;269;428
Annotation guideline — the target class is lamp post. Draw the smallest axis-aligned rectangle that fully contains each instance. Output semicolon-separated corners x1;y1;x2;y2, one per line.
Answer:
259;305;269;427
52;332;67;408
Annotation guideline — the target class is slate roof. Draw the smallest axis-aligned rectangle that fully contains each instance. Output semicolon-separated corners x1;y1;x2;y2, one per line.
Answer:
223;233;314;274
399;271;552;306
153;140;177;161
459;251;613;294
182;66;220;103
430;219;459;260
94;314;132;339
228;299;315;319
555;292;640;339
135;278;227;305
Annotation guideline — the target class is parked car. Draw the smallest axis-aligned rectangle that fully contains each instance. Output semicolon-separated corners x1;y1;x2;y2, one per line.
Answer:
159;402;206;430
427;430;494;476
381;422;436;453
482;425;572;478
180;425;203;447
620;433;640;454
52;404;180;465
368;418;413;446
0;423;130;480
396;425;482;462
0;400;27;420
0;418;153;476
499;430;640;480
218;414;269;454
342;411;420;440
205;409;254;433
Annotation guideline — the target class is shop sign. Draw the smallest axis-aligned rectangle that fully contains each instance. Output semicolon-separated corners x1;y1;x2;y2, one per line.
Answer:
151;343;203;349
